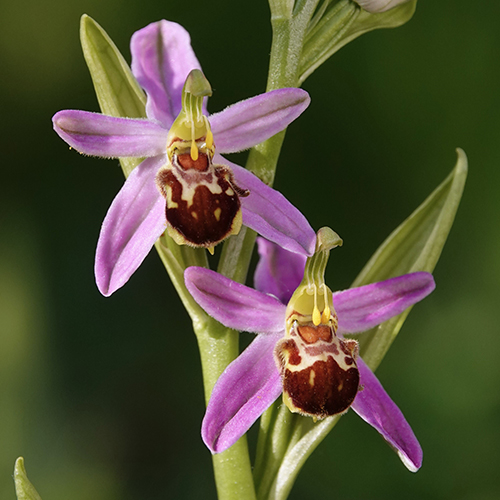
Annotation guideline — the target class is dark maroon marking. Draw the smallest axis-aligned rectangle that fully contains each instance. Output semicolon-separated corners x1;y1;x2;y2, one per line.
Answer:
340;338;358;357
156;153;250;247
304;342;339;357
297;324;333;344
344;356;354;365
215;166;249;198
177;152;209;172
275;338;302;367
156;168;241;247
283;357;359;418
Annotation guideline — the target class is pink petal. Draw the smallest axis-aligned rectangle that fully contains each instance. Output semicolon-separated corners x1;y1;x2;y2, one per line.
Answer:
184;267;286;334
53;110;168;158
131;20;202;126
352;358;423;471
95;157;166;296
333;272;435;334
202;332;283;453
220;158;315;257
210;88;310;153
254;238;306;303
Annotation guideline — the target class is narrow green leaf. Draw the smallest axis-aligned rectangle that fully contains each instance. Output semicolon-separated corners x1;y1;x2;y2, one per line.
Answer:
353;148;467;284
299;0;360;84
80;14;146;118
14;458;42;500
299;0;417;83
256;149;467;500
80;14;146;177
154;236;208;321
262;414;340;500
354;148;468;368
253;404;298;499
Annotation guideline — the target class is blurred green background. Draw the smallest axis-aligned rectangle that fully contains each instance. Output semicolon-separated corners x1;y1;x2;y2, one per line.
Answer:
1;0;499;499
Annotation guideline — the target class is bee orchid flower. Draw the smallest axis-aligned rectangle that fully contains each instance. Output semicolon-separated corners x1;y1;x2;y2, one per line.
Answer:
184;229;436;472
53;20;314;296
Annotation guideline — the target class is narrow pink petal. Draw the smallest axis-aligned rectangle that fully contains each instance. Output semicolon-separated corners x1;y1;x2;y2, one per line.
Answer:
333;272;435;334
184;267;286;335
254;238;306;303
352;358;423;471
131;20;202;126
222;159;315;257
202;333;283;453
95;157;166;296
210;88;310;153
53;110;168;158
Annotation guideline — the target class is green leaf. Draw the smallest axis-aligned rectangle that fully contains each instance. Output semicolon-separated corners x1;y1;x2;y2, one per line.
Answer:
299;0;417;83
353;148;468;369
14;458;43;500
254;148;467;500
80;14;146;118
80;14;146;177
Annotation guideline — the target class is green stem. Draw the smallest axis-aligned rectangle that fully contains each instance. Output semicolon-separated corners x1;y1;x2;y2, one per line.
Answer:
246;2;316;184
194;317;256;500
248;3;322;498
155;232;256;499
217;227;257;282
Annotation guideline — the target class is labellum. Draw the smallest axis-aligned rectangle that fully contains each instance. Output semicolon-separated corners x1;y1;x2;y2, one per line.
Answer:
275;301;359;419
275;227;360;419
156;138;248;251
155;70;249;252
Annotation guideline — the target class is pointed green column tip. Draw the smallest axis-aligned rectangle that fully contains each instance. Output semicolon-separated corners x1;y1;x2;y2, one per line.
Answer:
455;147;468;173
316;227;343;252
184;69;212;98
14;457;43;500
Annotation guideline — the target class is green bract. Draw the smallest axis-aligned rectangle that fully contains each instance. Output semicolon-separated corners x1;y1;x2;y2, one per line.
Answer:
14;458;42;500
80;14;146;177
299;0;417;83
354;148;468;369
